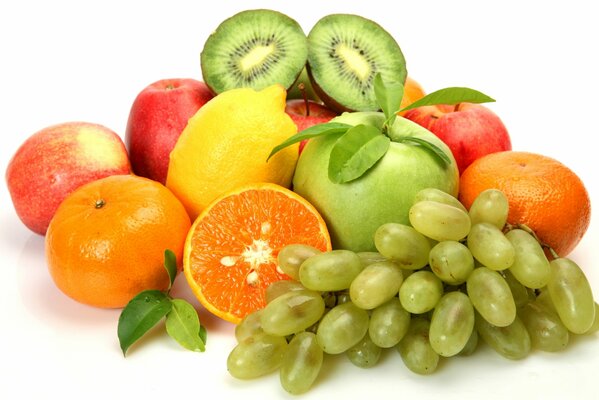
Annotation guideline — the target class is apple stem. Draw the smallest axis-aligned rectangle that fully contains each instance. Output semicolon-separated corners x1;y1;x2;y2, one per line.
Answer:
95;199;106;209
453;103;462;112
299;83;310;117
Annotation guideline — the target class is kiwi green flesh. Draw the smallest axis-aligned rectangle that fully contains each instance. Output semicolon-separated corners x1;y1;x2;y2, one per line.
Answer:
200;9;308;94
307;14;407;112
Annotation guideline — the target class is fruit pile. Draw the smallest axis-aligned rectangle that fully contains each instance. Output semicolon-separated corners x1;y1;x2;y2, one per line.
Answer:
4;6;595;397
227;187;596;393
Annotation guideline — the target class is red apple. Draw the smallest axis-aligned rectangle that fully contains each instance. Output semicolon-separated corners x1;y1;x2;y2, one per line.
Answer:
125;78;214;184
404;103;511;174
5;122;131;235
285;99;337;153
287;67;320;102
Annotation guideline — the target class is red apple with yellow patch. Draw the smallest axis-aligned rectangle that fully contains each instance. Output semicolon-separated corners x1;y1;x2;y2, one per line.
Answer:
5;122;131;235
125;78;214;184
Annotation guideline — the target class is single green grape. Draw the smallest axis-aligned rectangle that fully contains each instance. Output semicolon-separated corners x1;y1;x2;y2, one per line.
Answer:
235;309;264;342
227;334;288;379
475;312;531;360
316;302;369;354
335;291;351;305
299;249;363;291
518;301;569;352
459;328;479;356
413;187;468;213
277;244;322;281
467;222;515;271
399;270;443;314
346;334;382;369
586;303;599;335
374;223;430;269
356;251;388;267
502;269;530;308
280;332;323;395
261;290;325;337
468;188;509;229
350;261;403;309
321;291;337;308
547;258;595;334
369;297;411;348
505;229;550;289
467;267;516;327
429;240;474;284
535;288;558;316
397;317;439;375
409;200;471;242
429;291;475;357
265;280;306;303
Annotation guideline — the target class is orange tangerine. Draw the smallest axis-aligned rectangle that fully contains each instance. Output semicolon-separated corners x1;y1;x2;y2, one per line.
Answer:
45;175;191;308
184;183;331;323
459;151;591;256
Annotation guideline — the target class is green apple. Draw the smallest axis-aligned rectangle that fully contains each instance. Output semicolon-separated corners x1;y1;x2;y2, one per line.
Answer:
292;112;459;252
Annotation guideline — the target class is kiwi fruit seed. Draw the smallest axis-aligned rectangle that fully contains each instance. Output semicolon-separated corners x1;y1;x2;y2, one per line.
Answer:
307;14;407;112
200;9;308;94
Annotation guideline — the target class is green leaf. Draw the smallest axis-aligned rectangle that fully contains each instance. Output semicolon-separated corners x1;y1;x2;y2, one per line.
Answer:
199;325;208;345
267;122;352;161
374;73;404;127
328;124;390;183
165;299;206;352
117;290;172;356
164;249;177;292
396;136;451;167
399;87;495;112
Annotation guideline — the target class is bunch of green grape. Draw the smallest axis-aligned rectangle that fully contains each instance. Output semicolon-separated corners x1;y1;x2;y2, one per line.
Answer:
226;188;598;395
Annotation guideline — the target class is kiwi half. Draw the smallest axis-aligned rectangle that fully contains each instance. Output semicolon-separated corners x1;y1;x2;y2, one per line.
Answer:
307;14;407;112
200;9;308;94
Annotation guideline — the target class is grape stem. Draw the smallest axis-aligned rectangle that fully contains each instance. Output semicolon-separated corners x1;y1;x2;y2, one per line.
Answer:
504;223;560;260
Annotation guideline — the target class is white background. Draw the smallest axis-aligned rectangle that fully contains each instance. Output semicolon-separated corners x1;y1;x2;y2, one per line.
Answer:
1;1;597;399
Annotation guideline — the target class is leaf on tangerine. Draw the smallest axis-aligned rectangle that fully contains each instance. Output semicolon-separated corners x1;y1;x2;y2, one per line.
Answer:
163;249;177;291
117;290;172;356
165;299;206;352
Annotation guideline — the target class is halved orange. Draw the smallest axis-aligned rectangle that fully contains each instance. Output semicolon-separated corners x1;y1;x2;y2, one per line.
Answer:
183;182;332;324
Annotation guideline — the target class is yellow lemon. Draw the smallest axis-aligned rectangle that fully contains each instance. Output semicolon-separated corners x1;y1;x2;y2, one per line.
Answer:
166;84;298;220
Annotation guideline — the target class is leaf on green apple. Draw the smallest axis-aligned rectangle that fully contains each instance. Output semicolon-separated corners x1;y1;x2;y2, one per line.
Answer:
374;73;404;128
328;124;390;184
396;136;452;167
165;299;206;353
163;249;177;292
267;122;352;161
399;87;495;112
117;290;172;356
